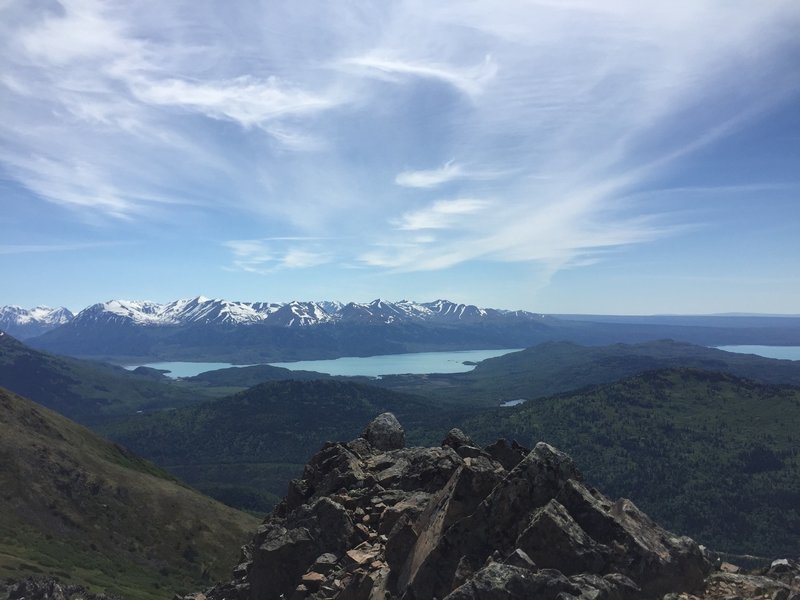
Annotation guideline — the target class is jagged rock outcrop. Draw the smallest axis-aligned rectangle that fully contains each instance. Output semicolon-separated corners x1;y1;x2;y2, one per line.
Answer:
201;414;718;600
1;576;121;600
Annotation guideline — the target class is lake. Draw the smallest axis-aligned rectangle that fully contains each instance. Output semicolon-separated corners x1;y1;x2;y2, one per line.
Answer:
125;348;523;378
123;361;254;378
716;345;800;361
269;348;523;377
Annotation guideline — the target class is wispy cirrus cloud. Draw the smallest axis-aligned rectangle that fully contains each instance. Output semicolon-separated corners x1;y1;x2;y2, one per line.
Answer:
394;198;491;230
0;241;132;255
343;54;497;97
395;160;511;189
130;75;342;130
395;161;464;188
224;239;332;273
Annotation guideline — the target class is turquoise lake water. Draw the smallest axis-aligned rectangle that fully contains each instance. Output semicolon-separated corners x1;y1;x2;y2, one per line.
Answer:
125;348;523;378
123;361;253;378
124;345;800;379
269;348;523;377
715;345;800;360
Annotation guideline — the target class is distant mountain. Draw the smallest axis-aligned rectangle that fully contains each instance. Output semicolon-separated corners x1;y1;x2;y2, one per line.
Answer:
20;296;800;362
0;305;73;339
0;386;258;600
44;296;544;328
0;331;201;422
28;297;557;361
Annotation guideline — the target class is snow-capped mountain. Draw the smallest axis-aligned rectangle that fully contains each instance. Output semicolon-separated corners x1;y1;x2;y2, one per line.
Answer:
63;297;542;328
0;305;74;339
22;296;555;361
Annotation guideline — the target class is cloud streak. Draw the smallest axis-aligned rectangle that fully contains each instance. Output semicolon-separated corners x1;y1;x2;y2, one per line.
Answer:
395;198;490;230
224;239;332;273
343;54;497;97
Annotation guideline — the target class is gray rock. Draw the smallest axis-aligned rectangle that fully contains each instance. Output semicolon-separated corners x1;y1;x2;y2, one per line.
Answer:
442;428;476;450
484;439;530;471
362;412;405;451
4;577;122;600
503;549;536;571
443;563;578;600
516;499;608;575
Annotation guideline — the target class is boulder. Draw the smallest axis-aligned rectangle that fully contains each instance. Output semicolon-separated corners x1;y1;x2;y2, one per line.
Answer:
362;412;405;451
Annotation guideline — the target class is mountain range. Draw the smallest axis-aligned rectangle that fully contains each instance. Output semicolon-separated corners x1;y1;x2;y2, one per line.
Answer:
0;305;74;339
13;297;556;362
7;296;800;362
1;297;545;334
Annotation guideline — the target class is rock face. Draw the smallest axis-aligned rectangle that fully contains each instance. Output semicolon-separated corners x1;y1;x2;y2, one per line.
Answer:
2;576;121;600
202;414;715;600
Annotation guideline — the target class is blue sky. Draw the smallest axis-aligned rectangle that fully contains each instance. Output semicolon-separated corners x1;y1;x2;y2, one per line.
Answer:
1;0;799;314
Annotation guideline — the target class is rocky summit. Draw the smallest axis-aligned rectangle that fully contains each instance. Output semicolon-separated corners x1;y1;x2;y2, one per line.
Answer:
191;414;800;600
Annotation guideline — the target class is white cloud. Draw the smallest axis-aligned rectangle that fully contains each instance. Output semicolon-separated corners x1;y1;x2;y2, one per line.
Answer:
395;160;511;188
131;75;342;129
19;0;138;65
0;241;130;255
395;198;490;230
395;161;463;188
343;54;497;96
224;239;331;273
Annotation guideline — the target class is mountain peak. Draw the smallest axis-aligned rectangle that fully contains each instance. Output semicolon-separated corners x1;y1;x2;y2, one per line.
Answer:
0;304;75;339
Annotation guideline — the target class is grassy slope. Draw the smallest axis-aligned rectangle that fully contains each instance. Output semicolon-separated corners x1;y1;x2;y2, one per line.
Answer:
0;386;259;600
460;368;800;557
377;340;800;407
0;332;208;423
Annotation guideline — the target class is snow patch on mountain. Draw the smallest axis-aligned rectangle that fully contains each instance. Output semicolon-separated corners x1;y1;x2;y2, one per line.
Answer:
8;297;544;332
0;305;75;338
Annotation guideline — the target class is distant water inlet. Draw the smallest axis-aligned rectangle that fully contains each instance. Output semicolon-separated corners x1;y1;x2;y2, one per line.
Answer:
500;399;526;407
123;361;253;378
716;345;800;361
125;348;523;378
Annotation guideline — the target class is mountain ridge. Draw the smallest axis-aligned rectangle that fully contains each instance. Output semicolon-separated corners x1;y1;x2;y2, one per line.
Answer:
0;306;74;339
47;297;544;328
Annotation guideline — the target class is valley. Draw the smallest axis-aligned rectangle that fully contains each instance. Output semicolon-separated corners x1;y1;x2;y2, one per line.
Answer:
2;310;800;597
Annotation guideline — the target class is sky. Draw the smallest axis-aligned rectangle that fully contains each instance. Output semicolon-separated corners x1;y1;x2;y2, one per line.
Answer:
1;0;799;315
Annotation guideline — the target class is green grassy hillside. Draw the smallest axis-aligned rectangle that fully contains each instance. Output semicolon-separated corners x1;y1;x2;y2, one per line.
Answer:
0;386;259;600
459;368;800;557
